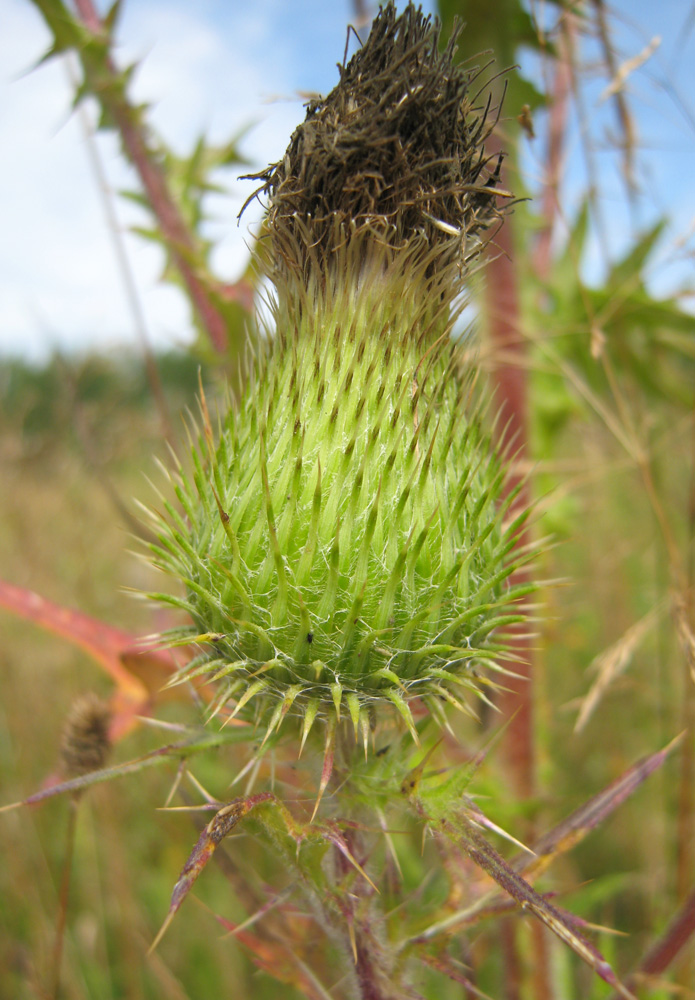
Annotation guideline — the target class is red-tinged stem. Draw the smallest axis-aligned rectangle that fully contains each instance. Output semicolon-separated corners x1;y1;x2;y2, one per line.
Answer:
499;919;522;1000
354;938;395;1000
69;57;175;447
677;671;695;899
638;887;695;978
530;923;554;1000
487;109;556;996
677;438;695;911
533;14;574;281
675;497;695;987
333;826;400;1000
485;151;535;802
71;0;232;353
607;887;695;999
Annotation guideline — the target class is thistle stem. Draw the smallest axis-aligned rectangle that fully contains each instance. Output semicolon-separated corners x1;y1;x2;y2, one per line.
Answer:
484;156;535;802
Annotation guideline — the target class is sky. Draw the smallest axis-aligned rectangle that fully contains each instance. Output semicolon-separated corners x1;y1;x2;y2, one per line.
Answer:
1;0;693;362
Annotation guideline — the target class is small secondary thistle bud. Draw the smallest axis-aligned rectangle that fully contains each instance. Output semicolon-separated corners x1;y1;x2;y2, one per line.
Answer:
60;693;112;779
146;3;530;753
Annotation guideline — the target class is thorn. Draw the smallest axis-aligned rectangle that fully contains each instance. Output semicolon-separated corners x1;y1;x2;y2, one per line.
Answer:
311;718;336;822
331;682;342;721
385;688;420;746
222;679;268;727
299;699;319;757
260;700;285;749
347;919;357;964
186;770;218;805
148;910;175;955
359;707;370;761
197;369;214;455
346;692;361;741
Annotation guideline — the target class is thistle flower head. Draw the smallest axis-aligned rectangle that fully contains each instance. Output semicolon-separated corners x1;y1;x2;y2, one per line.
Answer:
147;3;529;755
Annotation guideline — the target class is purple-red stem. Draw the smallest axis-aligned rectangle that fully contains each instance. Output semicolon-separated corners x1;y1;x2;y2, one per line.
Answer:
533;16;573;281
484;163;534;801
499;919;522;1000
638;887;695;978
493;10;574;800
485;16;574;988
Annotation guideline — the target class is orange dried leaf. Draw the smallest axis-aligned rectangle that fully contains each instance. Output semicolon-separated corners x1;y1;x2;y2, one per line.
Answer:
0;579;181;737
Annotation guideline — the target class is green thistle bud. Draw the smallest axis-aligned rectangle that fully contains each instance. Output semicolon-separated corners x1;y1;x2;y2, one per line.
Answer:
147;3;530;752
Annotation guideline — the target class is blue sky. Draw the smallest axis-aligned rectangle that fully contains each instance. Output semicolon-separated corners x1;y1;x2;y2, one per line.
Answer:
1;0;693;360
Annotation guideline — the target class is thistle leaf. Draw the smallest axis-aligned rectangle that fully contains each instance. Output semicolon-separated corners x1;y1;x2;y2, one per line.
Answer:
149;794;273;953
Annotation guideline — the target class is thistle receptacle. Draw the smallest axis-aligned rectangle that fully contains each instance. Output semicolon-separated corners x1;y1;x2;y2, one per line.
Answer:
146;2;531;753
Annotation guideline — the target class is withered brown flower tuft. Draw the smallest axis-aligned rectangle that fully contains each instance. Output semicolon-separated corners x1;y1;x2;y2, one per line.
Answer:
245;2;505;284
60;694;112;779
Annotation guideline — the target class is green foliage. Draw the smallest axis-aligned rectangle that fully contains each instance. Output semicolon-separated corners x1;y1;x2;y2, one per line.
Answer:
0;351;201;441
438;0;555;117
123;130;250;283
528;206;695;452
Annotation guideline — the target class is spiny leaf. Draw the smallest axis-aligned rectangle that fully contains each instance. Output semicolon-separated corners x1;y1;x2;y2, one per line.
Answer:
0;731;247;813
311;716;336;822
517;734;684;880
149;793;273;952
0;578;181;738
29;0;89;57
429;813;637;998
0;579;150;700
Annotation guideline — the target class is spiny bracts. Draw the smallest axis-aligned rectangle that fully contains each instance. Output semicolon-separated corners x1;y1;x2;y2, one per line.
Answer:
145;2;532;755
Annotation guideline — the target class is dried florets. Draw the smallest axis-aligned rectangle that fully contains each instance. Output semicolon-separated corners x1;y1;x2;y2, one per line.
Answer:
244;2;507;296
60;693;112;779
